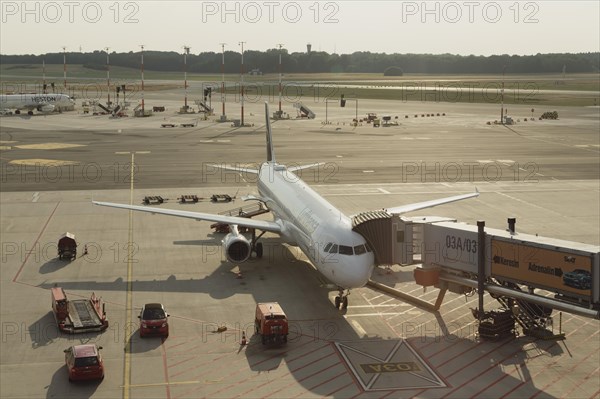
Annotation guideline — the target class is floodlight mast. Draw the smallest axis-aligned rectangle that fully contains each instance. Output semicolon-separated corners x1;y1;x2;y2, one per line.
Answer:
278;43;284;113
183;46;190;110
239;41;246;126
42;59;46;94
105;47;111;105
62;46;67;91
220;43;226;117
140;45;145;114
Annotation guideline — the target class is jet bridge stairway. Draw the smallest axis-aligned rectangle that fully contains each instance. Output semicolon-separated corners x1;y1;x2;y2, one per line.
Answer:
293;102;316;119
491;282;564;340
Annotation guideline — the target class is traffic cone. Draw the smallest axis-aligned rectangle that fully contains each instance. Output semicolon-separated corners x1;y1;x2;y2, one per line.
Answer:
241;331;247;346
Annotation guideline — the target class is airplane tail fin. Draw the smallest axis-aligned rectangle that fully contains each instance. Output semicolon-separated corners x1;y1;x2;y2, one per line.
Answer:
265;102;275;163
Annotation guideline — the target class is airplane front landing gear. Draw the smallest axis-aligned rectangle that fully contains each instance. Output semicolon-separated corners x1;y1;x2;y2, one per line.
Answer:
335;288;350;310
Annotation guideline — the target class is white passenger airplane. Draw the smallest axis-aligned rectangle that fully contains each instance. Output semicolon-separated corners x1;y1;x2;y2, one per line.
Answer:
94;103;479;308
0;93;74;115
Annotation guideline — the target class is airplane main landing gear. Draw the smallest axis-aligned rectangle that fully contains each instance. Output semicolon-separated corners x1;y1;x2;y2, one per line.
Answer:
250;229;265;259
335;288;350;310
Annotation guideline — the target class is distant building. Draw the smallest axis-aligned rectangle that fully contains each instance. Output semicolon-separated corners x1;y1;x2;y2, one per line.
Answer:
307;43;312;54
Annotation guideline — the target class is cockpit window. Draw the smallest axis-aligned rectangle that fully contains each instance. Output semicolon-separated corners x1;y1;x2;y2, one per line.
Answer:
365;242;372;252
339;245;353;255
328;244;338;254
323;243;332;252
354;244;366;255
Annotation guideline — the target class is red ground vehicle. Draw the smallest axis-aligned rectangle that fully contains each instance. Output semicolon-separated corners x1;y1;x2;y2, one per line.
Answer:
51;287;108;333
64;344;104;382
255;302;288;345
138;303;169;338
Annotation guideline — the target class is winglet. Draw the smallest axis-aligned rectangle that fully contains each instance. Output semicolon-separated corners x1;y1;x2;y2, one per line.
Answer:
265;102;275;163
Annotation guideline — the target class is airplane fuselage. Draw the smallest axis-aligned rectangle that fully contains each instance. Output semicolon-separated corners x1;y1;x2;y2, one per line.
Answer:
257;162;376;288
0;93;74;113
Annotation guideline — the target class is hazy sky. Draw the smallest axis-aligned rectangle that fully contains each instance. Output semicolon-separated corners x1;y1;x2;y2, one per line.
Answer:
1;0;599;56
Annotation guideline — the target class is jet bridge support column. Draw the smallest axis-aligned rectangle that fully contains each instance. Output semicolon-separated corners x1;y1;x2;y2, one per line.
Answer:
477;221;486;320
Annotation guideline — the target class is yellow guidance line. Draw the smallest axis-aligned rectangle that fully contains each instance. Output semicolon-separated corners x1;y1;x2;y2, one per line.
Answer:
123;152;135;399
122;380;203;389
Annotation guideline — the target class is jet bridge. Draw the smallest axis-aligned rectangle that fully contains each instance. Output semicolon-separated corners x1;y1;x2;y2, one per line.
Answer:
356;213;599;330
415;219;599;331
352;211;415;266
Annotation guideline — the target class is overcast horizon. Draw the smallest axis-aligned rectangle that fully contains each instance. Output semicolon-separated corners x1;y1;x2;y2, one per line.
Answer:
1;1;599;57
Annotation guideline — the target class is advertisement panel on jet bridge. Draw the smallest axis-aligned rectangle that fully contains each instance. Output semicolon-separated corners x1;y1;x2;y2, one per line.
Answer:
491;238;595;300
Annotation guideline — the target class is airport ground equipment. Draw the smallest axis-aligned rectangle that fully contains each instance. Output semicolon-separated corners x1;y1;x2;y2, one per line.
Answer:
211;194;233;203
153;106;165;112
178;195;199;203
58;232;77;260
210;202;269;234
51;287;108;334
143;196;165;205
293;102;316;119
195;99;213;115
540;111;559;120
254;302;288;345
474;308;516;340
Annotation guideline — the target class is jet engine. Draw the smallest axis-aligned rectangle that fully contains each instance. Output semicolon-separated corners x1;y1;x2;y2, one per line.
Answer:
38;104;55;113
222;225;251;263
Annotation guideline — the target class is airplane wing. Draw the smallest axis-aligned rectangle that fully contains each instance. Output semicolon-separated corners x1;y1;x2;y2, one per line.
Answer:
93;201;282;233
385;190;479;214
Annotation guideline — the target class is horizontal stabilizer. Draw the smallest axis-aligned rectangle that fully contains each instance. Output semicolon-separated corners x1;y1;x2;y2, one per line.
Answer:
287;162;325;172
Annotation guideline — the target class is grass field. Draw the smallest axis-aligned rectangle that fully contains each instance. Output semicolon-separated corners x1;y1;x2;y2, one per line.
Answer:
1;64;598;106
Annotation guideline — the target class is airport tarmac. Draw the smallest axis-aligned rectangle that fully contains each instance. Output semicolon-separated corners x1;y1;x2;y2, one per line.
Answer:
1;97;599;399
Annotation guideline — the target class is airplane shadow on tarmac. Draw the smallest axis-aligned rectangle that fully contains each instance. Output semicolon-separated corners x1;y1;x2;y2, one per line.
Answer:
34;242;557;397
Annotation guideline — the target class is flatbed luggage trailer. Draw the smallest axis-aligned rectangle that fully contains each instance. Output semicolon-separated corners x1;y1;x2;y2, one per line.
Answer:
51;287;109;334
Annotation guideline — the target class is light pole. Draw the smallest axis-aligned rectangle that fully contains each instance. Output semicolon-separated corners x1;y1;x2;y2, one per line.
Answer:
501;65;506;125
277;43;284;115
220;43;226;119
62;46;67;91
239;41;246;126
183;46;190;111
105;47;111;106
140;45;145;115
42;59;47;94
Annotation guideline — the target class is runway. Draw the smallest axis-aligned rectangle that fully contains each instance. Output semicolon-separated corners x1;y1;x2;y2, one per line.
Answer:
1;97;598;398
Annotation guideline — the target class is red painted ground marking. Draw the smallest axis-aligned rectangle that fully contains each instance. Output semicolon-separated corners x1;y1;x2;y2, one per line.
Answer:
496;315;586;399
260;353;340;398
324;380;356;397
558;366;600;399
290;368;347;399
169;350;233;380
167;356;197;370
161;338;171;399
12;202;60;282
173;339;323;399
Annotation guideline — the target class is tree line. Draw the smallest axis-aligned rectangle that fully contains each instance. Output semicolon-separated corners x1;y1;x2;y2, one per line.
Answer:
1;50;598;74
